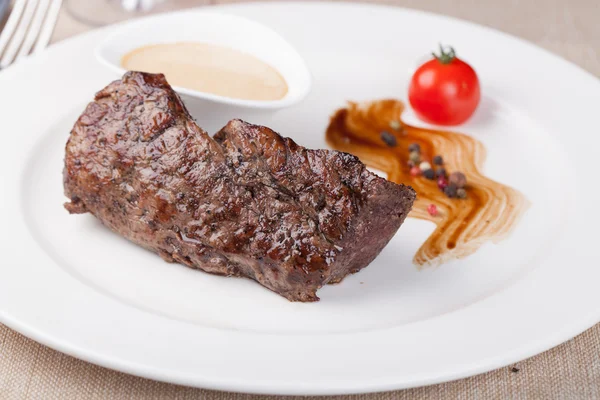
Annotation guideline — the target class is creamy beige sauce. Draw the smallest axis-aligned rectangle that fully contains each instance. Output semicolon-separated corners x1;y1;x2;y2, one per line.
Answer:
326;99;529;267
121;42;288;101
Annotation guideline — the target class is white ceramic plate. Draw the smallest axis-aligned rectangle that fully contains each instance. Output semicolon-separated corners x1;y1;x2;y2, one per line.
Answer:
1;2;599;395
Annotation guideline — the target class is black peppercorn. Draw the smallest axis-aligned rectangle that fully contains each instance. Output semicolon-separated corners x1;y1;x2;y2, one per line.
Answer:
380;131;397;147
408;143;421;153
423;168;436;180
444;183;458;198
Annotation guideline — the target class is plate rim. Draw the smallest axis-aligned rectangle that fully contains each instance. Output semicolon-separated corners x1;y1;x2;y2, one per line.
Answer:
1;2;599;395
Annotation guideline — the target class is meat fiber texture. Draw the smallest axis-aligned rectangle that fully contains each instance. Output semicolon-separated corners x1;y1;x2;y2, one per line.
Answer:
64;72;416;301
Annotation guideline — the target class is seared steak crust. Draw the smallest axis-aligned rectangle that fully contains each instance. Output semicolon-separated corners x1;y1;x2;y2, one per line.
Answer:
64;72;415;301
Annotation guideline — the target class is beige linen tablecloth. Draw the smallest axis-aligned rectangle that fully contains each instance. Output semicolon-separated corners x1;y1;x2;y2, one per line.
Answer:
2;1;599;398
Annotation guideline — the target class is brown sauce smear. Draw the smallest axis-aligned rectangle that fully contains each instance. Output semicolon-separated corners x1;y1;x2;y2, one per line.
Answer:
326;99;529;267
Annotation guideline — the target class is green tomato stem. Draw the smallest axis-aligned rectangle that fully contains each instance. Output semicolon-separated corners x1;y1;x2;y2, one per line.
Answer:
432;44;456;64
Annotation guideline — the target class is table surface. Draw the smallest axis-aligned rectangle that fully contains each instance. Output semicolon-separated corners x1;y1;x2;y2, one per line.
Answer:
1;0;599;398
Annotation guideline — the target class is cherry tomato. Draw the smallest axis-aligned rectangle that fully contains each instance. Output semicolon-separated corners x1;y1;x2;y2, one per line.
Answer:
408;45;480;126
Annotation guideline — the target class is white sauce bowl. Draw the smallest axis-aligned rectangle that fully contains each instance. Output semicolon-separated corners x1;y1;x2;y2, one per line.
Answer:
95;10;312;110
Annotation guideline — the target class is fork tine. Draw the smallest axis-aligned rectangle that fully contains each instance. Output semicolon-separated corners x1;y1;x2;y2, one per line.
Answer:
0;0;27;57
32;0;62;54
1;0;41;69
15;0;51;62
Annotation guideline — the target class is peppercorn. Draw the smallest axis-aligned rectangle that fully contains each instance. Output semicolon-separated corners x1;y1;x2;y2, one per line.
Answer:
427;204;438;216
433;155;444;165
437;176;448;190
389;120;402;131
436;167;447;178
380;131;397;147
408;143;421;153
423;168;435;180
449;172;467;188
409;151;421;163
444;183;458;198
457;188;467;199
419;161;432;171
410;166;421;176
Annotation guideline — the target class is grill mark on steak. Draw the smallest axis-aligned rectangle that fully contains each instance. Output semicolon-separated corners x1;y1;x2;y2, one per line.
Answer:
63;72;416;302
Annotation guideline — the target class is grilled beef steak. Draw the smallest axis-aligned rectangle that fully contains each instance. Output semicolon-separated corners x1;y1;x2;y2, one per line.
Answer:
64;72;416;301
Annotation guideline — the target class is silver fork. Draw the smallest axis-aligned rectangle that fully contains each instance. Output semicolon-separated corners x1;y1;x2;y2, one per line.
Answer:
0;0;63;69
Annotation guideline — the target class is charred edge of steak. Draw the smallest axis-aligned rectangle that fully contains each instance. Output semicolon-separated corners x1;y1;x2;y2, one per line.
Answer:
63;71;416;302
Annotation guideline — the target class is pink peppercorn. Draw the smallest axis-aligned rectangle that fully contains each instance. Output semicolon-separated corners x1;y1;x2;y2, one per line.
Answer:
410;166;421;176
437;176;448;190
427;204;438;216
